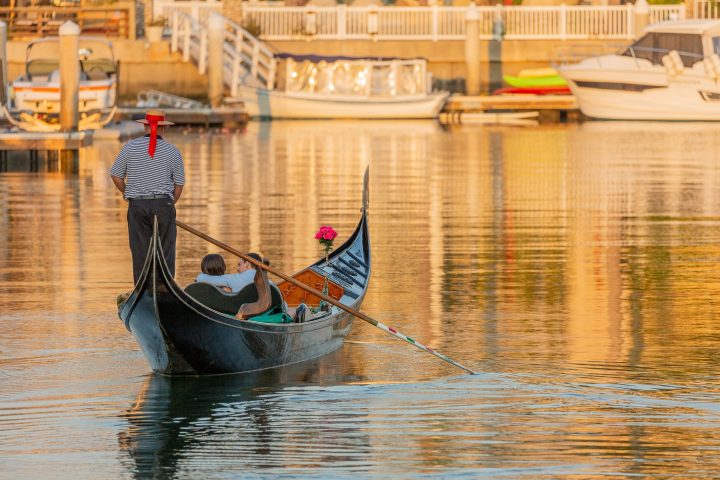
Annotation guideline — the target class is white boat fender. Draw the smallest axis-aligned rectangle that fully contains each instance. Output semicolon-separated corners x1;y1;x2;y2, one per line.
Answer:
703;54;720;81
662;50;684;77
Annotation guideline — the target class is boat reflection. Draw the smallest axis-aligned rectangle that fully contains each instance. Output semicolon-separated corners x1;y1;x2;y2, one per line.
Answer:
118;352;369;477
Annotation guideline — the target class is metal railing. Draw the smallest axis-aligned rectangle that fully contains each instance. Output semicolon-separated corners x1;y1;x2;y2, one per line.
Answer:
0;3;136;39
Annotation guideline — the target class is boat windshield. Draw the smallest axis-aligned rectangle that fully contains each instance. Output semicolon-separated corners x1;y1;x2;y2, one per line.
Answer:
621;32;704;67
25;39;116;80
714;37;720;55
285;58;427;97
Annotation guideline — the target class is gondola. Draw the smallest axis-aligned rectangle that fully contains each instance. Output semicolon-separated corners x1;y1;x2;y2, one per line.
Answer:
118;173;371;375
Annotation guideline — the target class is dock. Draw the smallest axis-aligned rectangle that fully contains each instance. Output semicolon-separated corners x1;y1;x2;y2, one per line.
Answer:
114;106;249;128
0;130;90;172
443;94;581;123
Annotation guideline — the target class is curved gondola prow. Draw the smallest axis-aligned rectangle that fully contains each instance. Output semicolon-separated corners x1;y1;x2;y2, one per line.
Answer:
362;165;369;216
315;166;371;269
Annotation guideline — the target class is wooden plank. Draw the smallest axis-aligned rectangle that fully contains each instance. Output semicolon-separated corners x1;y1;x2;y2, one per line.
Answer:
115;107;249;126
0;131;91;150
446;94;578;112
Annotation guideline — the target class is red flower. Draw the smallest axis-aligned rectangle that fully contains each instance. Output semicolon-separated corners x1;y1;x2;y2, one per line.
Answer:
315;225;337;256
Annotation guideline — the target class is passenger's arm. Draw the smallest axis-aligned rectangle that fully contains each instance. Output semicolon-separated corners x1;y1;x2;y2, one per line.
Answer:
236;267;272;320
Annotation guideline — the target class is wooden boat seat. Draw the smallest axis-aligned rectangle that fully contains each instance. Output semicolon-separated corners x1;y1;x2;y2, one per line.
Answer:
277;268;344;307
184;282;284;316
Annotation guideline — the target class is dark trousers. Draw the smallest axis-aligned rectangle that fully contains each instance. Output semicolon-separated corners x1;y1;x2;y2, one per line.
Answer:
127;198;177;284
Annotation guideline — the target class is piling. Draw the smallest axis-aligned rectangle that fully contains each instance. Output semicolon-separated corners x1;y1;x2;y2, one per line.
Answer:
634;0;650;38
0;21;7;106
488;4;504;94
59;21;80;132
59;21;81;171
464;2;481;96
207;12;225;108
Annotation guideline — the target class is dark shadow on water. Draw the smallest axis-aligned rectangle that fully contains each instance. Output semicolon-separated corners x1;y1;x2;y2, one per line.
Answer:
118;352;360;477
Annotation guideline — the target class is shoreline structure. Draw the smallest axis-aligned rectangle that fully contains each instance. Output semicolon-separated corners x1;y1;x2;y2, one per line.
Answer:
2;1;696;100
3;37;620;99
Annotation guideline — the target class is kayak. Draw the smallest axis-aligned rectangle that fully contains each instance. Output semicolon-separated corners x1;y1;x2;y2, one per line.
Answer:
493;86;572;95
503;74;568;88
517;67;560;78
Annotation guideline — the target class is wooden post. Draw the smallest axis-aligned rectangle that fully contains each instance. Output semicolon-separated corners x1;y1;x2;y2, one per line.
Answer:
171;10;179;52
59;21;80;132
464;2;481;95
128;2;136;40
488;4;504;94
0;21;7;106
635;0;650;38
207;12;225;107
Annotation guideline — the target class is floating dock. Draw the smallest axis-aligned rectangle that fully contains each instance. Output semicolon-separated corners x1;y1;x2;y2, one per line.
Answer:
443;94;581;123
0;130;91;172
447;94;577;111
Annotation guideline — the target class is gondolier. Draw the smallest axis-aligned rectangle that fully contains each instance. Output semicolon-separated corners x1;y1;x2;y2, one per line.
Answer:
110;109;185;283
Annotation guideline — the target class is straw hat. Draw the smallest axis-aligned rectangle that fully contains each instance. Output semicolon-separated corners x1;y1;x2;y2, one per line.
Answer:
135;109;175;126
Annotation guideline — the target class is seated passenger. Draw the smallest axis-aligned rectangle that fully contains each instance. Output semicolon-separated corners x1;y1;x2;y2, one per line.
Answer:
195;252;259;293
233;255;313;324
196;253;231;292
236;256;273;320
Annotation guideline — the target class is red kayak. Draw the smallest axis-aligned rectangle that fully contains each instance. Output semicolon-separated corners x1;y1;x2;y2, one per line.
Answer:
493;86;572;96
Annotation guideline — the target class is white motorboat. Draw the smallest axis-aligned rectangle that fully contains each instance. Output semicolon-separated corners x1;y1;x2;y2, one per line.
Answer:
559;20;720;121
4;37;118;131
239;54;449;119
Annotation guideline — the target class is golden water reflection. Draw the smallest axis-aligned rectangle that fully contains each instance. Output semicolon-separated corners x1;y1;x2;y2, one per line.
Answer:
2;120;720;476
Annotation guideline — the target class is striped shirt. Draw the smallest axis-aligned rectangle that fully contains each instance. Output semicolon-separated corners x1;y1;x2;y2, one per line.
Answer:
110;135;185;200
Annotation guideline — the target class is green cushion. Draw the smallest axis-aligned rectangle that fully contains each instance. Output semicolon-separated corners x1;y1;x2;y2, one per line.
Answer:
249;311;293;324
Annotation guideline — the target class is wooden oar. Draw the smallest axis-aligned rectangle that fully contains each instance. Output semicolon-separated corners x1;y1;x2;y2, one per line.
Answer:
176;220;476;375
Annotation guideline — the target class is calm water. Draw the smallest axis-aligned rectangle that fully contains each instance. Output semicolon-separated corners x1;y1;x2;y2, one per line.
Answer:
2;120;720;478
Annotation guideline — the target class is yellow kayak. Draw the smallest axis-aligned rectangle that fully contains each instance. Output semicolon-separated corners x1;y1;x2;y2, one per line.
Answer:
503;74;567;87
517;67;559;78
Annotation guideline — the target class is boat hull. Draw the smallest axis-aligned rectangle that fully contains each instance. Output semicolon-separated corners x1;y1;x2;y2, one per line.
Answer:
119;205;371;376
13;80;116;114
565;78;720;120
239;86;449;119
559;44;720;120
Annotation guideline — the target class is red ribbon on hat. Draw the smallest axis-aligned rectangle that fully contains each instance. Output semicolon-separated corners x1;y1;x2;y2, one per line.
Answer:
145;113;165;157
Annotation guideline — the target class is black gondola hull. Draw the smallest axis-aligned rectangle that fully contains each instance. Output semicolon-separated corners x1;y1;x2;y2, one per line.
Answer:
119;209;370;376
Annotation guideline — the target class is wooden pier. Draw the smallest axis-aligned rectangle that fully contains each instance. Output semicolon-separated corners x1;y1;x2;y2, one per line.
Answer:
0;130;90;172
443;94;581;123
447;94;577;112
114;107;249;128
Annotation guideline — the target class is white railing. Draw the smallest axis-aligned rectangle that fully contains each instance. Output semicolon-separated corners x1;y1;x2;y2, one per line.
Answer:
155;0;222;23
168;7;276;91
240;4;687;40
224;17;276;92
169;9;208;74
694;0;720;19
650;4;685;23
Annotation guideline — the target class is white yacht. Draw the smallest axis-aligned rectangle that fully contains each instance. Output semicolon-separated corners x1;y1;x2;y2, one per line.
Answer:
559;20;720;121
